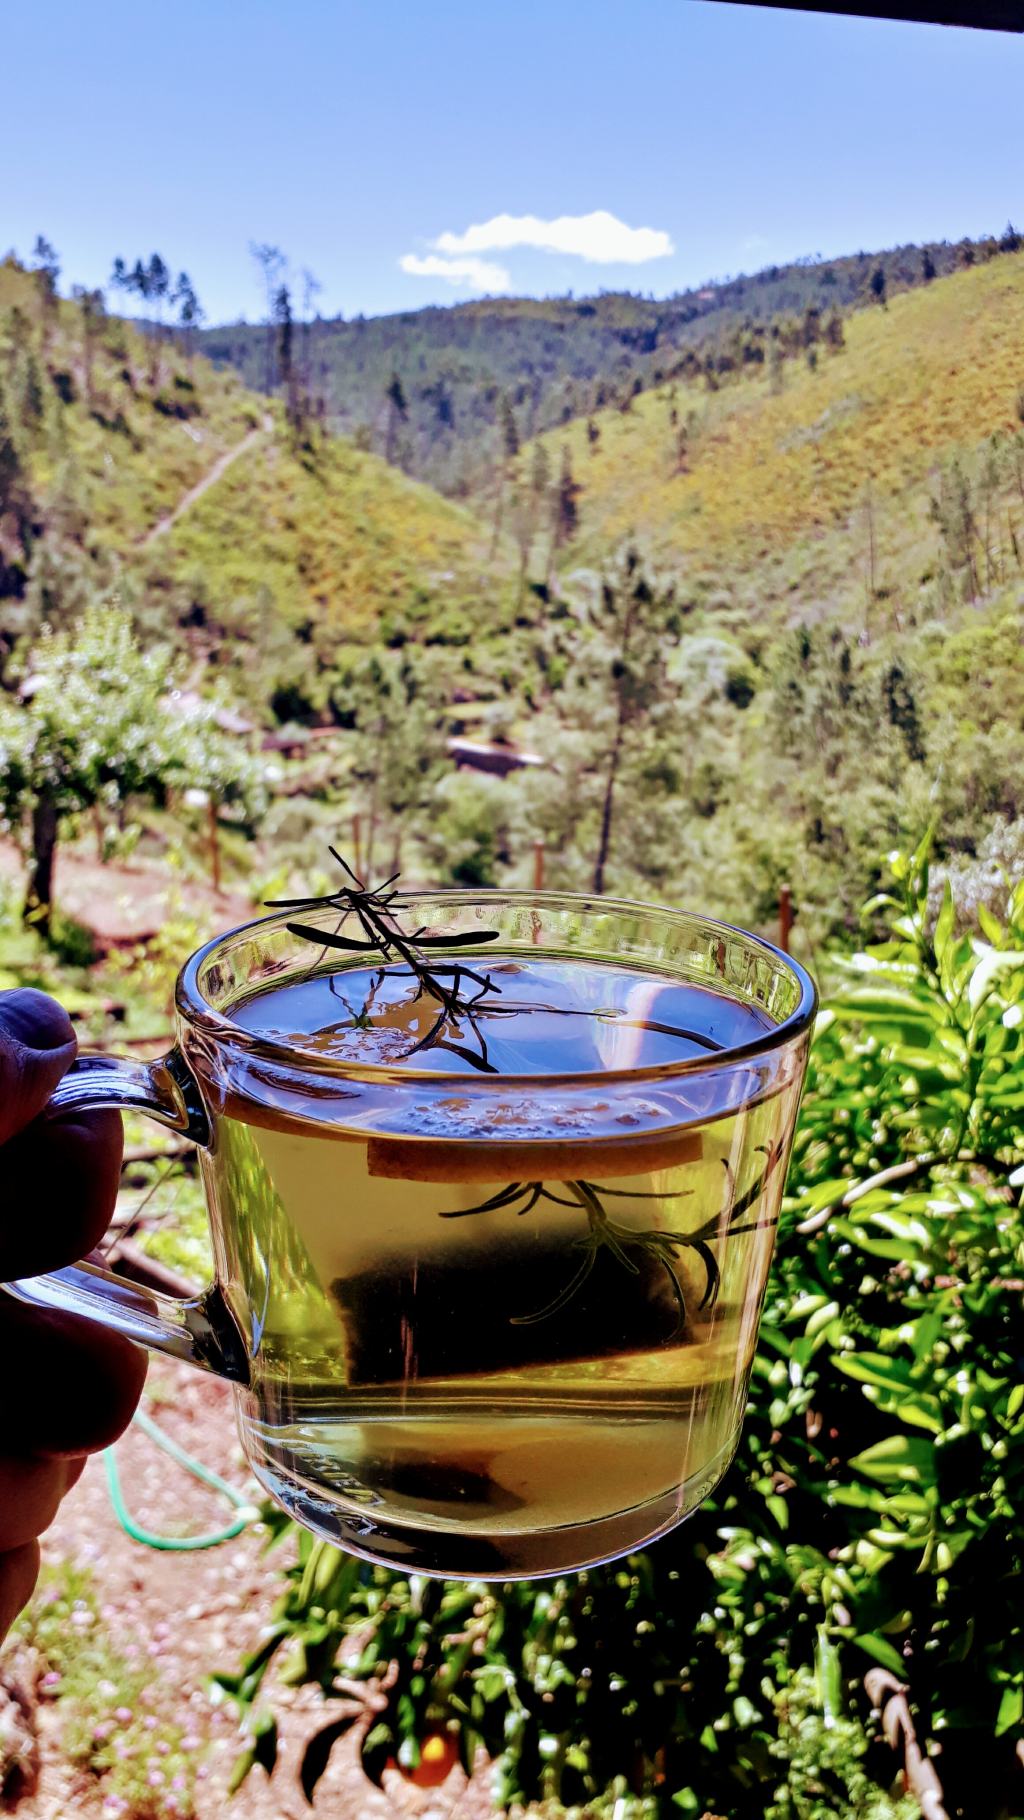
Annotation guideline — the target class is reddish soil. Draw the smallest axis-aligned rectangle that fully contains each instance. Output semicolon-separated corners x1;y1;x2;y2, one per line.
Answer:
0;844;252;950
5;1359;495;1820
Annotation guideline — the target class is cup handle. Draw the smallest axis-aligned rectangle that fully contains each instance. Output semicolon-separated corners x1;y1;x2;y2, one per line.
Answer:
2;1049;250;1386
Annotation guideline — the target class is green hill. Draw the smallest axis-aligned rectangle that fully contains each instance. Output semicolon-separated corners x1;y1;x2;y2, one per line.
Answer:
537;247;1024;626
197;231;1015;495
0;258;509;705
4;242;1024;950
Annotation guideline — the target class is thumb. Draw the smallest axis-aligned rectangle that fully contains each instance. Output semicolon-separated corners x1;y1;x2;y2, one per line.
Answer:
0;990;78;1147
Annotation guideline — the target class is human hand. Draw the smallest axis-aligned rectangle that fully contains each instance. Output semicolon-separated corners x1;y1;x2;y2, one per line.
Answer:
0;990;146;1641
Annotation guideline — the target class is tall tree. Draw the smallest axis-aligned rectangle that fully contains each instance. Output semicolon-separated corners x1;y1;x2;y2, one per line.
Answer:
72;286;105;405
29;237;60;349
332;649;448;876
590;555;672;893
173;272;204;363
274;283;301;429
384;372;408;466
30;236;60;312
250;243;287;391
301;269;323;420
553;446;582;549
110;254;172;382
488;393;521;557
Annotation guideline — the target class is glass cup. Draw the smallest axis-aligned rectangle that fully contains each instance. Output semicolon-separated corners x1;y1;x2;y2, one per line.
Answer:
6;893;815;1578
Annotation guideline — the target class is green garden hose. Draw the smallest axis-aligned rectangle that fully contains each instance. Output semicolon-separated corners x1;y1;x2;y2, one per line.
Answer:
103;1407;261;1551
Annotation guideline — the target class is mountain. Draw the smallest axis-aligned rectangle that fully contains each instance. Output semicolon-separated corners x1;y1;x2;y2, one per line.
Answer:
197;231;1018;495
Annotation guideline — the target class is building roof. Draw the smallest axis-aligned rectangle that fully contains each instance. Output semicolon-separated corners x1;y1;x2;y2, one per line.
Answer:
703;1;1023;29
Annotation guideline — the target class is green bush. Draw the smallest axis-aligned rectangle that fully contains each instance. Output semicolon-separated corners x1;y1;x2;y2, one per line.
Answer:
220;839;1024;1819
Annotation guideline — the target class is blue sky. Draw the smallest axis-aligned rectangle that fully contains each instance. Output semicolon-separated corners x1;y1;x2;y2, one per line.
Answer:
4;0;1021;325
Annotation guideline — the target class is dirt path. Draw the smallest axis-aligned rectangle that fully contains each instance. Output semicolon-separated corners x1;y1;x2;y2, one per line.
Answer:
4;1360;494;1820
141;416;272;547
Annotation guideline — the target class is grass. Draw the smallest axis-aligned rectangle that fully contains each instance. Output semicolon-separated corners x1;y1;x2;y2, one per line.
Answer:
8;1560;202;1818
148;421;505;647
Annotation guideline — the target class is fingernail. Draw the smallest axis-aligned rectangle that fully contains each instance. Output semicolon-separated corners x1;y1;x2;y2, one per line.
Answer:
0;988;76;1052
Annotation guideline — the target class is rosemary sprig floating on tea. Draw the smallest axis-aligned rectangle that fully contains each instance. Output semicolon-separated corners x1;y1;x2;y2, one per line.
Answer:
265;849;509;1071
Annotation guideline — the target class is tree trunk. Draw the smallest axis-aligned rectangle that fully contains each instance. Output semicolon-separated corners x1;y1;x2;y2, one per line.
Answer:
207;797;221;895
489;469;506;561
592;723;624;896
25;792;58;937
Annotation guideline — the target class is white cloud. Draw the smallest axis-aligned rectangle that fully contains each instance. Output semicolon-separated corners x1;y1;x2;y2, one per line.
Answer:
434;209;673;266
399;252;511;292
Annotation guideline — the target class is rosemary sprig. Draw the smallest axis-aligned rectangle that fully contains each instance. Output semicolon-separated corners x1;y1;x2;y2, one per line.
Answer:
436;1137;788;1333
266;849;508;1071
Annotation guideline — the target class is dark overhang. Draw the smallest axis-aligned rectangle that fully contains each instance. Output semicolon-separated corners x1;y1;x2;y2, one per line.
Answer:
702;1;1023;30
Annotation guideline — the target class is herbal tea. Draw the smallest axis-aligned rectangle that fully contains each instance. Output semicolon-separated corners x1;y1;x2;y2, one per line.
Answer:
200;955;793;1575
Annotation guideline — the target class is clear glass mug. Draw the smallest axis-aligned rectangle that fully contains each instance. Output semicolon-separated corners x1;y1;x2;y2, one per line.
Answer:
5;894;815;1579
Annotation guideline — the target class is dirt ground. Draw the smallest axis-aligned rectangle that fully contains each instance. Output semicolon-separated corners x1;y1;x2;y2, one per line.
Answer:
0;842;252;950
5;1359;495;1820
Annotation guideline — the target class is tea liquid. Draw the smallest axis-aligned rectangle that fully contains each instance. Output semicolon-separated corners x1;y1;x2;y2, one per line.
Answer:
204;958;789;1575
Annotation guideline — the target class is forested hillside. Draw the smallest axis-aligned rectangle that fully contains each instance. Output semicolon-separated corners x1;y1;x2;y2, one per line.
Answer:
3;237;1024;954
0;256;509;706
199;229;1020;495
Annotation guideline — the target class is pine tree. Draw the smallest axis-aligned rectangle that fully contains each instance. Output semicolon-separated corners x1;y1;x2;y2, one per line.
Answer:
499;393;520;461
553;447;582;548
586;551;678;893
275;284;303;430
385;372;408;465
173;273;204;363
72;286;105;405
250;243;287;391
30;236;60;313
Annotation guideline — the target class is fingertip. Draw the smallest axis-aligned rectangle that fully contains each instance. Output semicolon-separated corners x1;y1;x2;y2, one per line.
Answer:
0;990;78;1145
0;989;76;1054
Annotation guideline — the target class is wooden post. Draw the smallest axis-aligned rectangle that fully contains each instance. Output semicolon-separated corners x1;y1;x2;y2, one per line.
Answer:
779;884;793;954
352;812;363;881
533;839;546;892
208;797;221;896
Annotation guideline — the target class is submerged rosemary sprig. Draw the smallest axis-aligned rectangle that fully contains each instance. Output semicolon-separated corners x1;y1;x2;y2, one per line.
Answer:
437;1136;788;1333
266;848;508;1071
